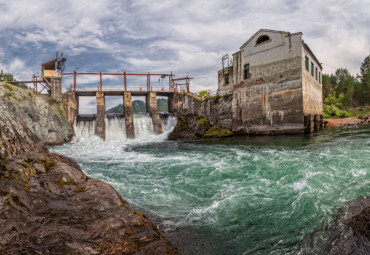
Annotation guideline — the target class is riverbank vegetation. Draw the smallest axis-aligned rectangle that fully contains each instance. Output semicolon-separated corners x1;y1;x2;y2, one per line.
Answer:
322;55;370;118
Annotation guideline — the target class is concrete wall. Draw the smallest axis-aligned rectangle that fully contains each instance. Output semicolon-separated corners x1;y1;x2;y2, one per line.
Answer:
174;77;304;134
62;92;78;126
231;78;304;134
237;31;302;84
301;45;323;116
146;92;163;134
51;78;62;101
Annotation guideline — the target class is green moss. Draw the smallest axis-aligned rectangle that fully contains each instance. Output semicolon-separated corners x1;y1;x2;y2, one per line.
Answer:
41;157;56;171
198;118;209;126
5;91;12;100
24;182;30;192
13;95;21;101
3;83;13;91
203;126;233;138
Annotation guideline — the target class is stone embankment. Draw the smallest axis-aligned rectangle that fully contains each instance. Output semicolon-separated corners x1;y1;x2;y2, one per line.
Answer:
0;83;177;254
0;83;73;145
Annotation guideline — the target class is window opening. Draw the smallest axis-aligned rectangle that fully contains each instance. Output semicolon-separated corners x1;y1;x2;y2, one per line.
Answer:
311;62;314;76
305;56;309;71
256;35;270;45
244;64;249;79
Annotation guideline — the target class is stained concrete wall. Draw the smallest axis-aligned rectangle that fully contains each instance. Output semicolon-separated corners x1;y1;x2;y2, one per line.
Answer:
237;31;302;85
123;92;135;139
146;92;162;134
231;78;304;134
96;91;105;140
302;46;323;116
62;92;78;126
174;77;305;134
51;78;62;101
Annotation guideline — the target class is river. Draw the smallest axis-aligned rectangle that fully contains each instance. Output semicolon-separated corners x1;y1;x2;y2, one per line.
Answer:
50;115;370;254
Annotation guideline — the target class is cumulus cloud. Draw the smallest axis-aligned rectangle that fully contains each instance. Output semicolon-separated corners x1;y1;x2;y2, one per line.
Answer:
0;0;369;93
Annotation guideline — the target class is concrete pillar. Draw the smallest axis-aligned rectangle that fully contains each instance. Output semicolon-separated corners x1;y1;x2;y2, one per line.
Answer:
62;92;78;126
314;114;321;131
304;114;314;133
96;91;105;140
51;78;62;101
146;92;163;134
168;94;174;113
123;92;135;139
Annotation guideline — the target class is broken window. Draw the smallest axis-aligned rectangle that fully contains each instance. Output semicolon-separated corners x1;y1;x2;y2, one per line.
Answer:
311;62;314;76
256;35;270;45
315;67;318;80
305;56;309;71
244;64;249;79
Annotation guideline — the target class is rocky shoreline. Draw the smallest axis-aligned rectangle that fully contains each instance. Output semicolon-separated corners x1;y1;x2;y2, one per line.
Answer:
0;84;177;254
324;116;370;127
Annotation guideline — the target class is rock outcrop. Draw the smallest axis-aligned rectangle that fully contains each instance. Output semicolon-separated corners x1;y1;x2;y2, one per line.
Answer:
0;115;177;253
301;196;370;254
0;83;73;145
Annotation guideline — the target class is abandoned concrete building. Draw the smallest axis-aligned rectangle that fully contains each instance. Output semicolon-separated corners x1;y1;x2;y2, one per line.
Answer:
215;29;323;133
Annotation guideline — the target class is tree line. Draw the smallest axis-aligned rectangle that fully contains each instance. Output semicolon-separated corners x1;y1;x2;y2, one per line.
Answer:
322;54;370;118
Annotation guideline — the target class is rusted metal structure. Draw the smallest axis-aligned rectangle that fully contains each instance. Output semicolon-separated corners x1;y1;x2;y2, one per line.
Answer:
172;77;193;93
62;72;176;92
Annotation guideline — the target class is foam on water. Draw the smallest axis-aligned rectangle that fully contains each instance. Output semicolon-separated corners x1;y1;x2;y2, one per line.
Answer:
50;125;370;255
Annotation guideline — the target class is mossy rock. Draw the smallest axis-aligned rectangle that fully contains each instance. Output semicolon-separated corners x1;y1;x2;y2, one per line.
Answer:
198;118;209;127
203;126;233;138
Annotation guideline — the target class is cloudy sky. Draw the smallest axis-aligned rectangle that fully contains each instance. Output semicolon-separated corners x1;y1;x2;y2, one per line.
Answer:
1;0;369;103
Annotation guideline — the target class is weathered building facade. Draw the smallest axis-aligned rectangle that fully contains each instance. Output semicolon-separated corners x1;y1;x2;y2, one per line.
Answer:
172;29;323;134
216;29;323;133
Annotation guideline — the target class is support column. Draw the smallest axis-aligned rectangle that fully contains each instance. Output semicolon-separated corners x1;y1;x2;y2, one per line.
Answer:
96;91;105;140
51;78;62;101
168;94;174;113
62;92;78;126
314;114;321;131
124;92;135;139
146;92;163;134
304;114;314;133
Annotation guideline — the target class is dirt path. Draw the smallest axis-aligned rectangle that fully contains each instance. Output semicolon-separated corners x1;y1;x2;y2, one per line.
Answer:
325;116;370;126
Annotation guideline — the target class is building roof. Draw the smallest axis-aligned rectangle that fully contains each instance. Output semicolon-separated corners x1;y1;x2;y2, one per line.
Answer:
239;29;293;50
41;58;57;70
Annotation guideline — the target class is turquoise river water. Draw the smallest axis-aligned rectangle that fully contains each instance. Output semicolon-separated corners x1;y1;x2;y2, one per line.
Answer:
50;117;370;254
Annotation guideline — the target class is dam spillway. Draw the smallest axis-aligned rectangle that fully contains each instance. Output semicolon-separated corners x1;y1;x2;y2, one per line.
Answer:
63;91;173;140
74;113;177;141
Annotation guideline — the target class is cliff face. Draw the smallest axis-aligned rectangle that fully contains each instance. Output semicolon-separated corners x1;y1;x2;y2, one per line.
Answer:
0;83;73;145
0;83;177;254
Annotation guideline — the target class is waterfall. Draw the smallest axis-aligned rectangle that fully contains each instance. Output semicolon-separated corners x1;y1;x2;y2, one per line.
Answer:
105;116;127;140
74;117;96;138
133;113;155;139
73;113;177;142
